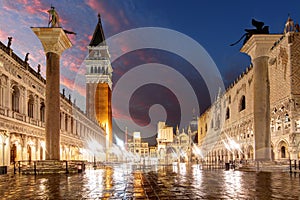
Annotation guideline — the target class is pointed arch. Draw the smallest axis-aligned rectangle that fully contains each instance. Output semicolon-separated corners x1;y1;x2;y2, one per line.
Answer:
239;95;246;111
277;140;289;159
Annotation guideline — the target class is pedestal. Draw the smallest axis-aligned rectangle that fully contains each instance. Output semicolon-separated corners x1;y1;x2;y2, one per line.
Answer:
31;28;72;160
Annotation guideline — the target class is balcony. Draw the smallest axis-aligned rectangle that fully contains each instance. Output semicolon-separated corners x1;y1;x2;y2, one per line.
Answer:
14;112;25;121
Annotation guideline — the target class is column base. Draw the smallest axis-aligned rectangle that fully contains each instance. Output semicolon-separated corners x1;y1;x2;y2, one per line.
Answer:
255;147;272;161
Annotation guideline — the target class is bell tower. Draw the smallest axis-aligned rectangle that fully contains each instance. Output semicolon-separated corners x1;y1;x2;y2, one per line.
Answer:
85;14;113;149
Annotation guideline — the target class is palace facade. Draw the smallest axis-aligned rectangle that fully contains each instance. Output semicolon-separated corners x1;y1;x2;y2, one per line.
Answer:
0;34;106;168
198;17;300;164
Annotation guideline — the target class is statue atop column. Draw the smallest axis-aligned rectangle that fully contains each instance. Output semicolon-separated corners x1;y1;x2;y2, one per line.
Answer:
230;19;269;46
48;6;60;27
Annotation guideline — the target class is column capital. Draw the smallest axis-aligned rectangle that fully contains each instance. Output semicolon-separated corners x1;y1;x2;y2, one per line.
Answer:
240;34;282;60
31;27;72;55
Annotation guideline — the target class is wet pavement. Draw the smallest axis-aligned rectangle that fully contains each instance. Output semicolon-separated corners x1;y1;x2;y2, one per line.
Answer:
0;163;300;199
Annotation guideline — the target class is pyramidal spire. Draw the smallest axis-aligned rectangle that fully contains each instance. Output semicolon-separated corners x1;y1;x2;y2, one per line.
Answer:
89;13;106;46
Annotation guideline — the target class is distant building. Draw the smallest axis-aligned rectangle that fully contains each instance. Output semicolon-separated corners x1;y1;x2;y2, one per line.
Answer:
149;146;157;158
127;132;149;158
156;121;197;163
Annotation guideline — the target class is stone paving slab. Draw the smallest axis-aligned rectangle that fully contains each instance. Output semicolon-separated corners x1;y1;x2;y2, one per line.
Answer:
0;164;300;199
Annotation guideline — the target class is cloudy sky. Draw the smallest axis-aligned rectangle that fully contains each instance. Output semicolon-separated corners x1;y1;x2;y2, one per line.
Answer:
1;0;300;144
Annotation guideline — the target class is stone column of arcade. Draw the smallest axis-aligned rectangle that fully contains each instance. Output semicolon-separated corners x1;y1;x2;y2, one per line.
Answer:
241;34;281;161
31;28;72;160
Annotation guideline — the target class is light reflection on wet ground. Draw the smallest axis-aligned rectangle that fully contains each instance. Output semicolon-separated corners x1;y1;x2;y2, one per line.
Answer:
0;163;299;199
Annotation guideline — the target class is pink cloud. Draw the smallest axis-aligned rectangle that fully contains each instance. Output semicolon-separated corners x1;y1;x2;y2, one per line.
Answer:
112;107;132;121
85;0;122;32
61;75;86;97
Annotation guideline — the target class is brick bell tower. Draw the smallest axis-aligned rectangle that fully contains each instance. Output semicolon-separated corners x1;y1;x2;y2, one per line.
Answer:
85;14;113;149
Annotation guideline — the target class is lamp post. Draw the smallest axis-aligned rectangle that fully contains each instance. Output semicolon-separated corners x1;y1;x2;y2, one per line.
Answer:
93;154;96;169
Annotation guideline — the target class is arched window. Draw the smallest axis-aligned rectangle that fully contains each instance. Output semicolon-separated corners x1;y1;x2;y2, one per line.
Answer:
28;95;34;118
98;67;101;73
71;117;74;133
40;102;45;122
0;78;3;107
65;114;68;131
281;146;286;158
226;107;230;120
12;86;20;112
90;67;93;73
40;146;43;160
205;123;207;132
239;95;246;111
10;144;17;164
27;145;32;162
216;114;220;129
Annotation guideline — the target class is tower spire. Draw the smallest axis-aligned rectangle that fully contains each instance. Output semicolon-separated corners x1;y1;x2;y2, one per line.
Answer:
98;13;101;22
89;13;106;46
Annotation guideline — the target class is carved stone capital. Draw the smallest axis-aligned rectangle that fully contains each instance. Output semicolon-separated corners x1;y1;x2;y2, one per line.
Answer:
240;34;282;60
31;27;72;55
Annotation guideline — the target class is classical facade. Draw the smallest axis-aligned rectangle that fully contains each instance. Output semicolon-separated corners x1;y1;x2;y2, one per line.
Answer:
0;36;106;168
85;14;113;150
198;17;300;164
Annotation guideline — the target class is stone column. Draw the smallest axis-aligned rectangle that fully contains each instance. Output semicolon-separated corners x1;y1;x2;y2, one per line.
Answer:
241;35;281;161
31;28;72;160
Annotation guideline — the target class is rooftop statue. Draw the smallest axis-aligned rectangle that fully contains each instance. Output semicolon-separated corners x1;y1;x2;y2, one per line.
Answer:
7;37;12;48
230;19;269;46
48;6;60;27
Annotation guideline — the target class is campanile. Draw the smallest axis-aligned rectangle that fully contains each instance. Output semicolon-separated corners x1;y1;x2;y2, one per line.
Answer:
85;14;113;149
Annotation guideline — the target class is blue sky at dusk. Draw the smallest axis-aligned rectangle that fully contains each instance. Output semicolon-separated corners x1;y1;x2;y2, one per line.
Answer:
1;0;300;143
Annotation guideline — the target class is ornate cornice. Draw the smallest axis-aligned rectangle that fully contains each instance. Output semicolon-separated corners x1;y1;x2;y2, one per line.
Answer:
31;27;72;55
240;34;282;60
